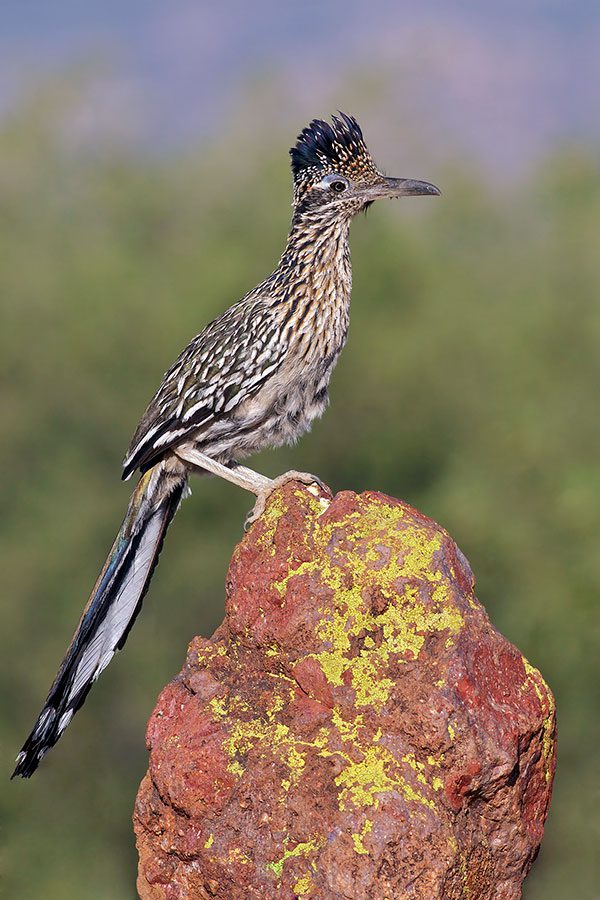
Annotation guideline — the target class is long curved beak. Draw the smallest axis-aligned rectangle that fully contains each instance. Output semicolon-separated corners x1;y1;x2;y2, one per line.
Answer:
363;177;441;200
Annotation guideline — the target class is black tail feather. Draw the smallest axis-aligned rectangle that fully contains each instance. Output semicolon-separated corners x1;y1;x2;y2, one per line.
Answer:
12;468;186;778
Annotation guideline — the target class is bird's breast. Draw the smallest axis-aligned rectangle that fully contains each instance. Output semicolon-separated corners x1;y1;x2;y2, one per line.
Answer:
203;254;352;460
225;343;343;459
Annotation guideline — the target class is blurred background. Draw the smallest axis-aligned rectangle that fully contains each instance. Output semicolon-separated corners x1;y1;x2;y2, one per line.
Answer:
1;2;599;897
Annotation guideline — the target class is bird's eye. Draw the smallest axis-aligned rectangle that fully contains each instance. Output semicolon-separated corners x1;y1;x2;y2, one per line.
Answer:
317;174;349;194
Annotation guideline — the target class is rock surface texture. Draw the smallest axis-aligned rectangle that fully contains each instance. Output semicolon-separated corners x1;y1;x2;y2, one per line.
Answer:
134;484;556;899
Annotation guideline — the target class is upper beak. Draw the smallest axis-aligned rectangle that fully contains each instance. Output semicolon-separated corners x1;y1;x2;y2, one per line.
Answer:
364;177;441;200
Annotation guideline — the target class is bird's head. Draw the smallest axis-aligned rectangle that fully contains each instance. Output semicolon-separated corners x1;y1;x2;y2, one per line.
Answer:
290;113;440;220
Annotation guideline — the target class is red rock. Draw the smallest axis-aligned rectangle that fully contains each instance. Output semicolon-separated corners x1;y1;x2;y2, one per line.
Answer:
134;483;556;899
293;656;335;708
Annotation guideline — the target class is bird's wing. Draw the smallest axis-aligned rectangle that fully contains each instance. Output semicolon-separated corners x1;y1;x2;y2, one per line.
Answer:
122;295;287;478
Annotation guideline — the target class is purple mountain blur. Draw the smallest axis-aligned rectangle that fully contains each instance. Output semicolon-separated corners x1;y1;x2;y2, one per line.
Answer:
1;0;598;171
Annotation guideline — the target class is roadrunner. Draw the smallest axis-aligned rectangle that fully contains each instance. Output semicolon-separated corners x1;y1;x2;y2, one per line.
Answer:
13;113;439;777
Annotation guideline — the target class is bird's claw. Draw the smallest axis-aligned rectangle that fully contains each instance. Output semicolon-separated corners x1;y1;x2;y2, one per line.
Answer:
244;470;330;530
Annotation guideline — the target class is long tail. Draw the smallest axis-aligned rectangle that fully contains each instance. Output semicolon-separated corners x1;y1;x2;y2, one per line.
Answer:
12;460;188;778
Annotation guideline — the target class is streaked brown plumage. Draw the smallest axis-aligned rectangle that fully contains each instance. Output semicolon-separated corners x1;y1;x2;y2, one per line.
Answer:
14;113;440;777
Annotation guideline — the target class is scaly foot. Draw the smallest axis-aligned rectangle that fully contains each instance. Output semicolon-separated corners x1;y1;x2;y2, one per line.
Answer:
245;470;329;529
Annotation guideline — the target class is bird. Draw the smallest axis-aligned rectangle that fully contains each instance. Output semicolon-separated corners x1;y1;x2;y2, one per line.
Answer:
13;112;440;778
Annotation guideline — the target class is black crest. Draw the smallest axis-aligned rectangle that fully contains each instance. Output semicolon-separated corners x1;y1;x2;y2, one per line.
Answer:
290;113;377;187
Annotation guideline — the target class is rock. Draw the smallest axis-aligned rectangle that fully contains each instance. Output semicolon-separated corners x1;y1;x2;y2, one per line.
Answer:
134;484;556;900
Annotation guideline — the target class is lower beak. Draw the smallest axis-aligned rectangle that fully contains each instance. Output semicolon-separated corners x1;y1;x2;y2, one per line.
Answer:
365;177;441;199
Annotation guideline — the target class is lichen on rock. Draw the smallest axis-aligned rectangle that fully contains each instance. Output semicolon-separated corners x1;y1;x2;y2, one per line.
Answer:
134;483;556;899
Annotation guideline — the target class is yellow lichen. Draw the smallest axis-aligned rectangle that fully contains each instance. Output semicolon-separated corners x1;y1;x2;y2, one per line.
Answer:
351;818;373;854
266;837;323;879
293;874;313;896
228;759;245;777
293;486;328;514
287;744;306;777
522;657;556;782
427;753;444;767
335;743;434;812
196;642;228;668
350;655;395;707
209;696;228;719
204;834;214;849
273;559;317;597
270;501;464;713
216;699;309;785
401;752;445;794
402;753;428;786
255;492;288;555
211;684;441;817
266;688;287;722
228;847;251;865
207;497;464;831
331;708;365;744
458;851;472;898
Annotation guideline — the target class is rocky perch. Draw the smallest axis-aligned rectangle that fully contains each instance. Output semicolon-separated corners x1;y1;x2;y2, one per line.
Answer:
134;484;556;899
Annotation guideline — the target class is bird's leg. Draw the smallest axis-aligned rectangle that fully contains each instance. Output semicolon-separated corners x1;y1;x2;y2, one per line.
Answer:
174;446;327;528
174;445;272;494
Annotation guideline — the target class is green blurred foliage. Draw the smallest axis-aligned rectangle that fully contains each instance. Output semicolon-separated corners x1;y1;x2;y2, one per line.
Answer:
1;84;599;898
